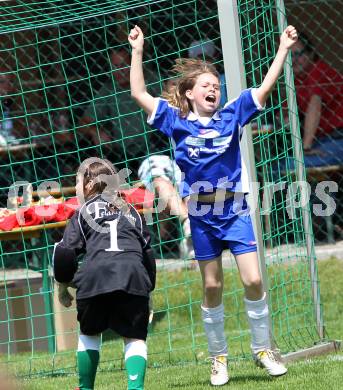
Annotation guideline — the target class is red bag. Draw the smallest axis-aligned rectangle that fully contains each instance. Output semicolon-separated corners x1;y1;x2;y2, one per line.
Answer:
0;213;18;231
120;188;154;209
18;207;43;227
0;188;154;231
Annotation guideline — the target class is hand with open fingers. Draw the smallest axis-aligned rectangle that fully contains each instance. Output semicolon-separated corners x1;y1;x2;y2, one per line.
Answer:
58;283;74;308
280;25;298;50
128;25;144;51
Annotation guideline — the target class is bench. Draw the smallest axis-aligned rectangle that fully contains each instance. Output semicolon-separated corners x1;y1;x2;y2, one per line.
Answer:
281;164;343;243
306;164;343;243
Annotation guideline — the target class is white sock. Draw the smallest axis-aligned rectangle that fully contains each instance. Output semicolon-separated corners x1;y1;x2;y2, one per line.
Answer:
244;293;271;354
124;341;148;361
201;304;228;357
78;334;101;351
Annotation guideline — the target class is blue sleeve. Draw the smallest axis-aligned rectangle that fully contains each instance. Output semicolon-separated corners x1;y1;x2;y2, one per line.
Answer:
223;88;264;127
147;98;177;137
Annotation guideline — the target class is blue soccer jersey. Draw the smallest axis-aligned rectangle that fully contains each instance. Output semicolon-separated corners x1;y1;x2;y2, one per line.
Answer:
148;88;263;198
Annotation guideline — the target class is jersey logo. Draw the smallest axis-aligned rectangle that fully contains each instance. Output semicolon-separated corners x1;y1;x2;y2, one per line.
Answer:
129;374;138;381
213;135;232;146
185;136;205;146
198;129;220;139
188;147;200;159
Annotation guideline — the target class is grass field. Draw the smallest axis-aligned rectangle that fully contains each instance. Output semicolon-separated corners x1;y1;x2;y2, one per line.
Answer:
19;353;343;390
12;258;343;389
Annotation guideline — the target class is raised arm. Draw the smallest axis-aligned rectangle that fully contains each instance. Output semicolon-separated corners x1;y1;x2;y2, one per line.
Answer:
128;25;156;116
255;26;298;107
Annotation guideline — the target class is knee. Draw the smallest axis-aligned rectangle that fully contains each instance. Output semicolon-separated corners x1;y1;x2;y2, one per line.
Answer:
244;275;263;295
204;280;223;299
153;176;174;194
153;176;167;185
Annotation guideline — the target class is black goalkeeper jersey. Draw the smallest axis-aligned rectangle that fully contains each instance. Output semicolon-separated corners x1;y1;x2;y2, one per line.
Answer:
53;195;156;299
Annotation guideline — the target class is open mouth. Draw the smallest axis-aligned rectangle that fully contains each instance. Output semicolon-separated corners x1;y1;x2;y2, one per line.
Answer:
205;95;216;103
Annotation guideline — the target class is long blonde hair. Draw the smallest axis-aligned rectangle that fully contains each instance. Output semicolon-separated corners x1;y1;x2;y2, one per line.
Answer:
161;58;220;117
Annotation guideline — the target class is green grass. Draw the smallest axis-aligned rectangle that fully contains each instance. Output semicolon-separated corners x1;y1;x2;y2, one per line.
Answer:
20;354;343;390
8;258;343;389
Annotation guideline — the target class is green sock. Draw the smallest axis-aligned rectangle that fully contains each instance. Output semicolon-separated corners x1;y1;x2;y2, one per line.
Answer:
125;355;147;390
77;349;100;390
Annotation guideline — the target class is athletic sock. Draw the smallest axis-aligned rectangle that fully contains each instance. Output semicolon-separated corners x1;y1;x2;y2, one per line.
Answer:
125;341;147;390
77;334;101;390
201;304;228;357
244;293;271;354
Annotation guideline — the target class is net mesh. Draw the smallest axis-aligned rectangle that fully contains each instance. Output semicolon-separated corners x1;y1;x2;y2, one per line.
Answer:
0;0;340;378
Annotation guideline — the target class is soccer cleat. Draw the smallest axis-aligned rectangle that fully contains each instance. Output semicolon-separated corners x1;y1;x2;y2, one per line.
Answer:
208;355;229;386
254;349;287;376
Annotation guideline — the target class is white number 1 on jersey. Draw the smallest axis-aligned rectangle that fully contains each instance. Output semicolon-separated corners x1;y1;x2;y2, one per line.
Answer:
105;220;123;252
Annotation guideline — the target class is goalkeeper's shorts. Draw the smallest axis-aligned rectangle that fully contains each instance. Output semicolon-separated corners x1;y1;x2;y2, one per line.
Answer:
77;291;149;340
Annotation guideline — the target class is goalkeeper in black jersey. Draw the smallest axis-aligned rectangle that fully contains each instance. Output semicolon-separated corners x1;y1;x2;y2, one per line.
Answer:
53;157;156;390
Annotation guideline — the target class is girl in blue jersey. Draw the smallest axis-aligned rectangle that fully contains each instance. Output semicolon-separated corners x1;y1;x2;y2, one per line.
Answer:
129;25;297;386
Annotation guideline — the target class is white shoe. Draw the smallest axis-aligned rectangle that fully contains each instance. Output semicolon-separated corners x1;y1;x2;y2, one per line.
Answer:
208;355;229;386
254;349;287;376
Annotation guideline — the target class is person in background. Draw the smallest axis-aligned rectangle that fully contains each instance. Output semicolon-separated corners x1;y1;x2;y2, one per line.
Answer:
138;154;194;259
138;78;194;260
0;68;30;204
0;69;17;146
81;47;190;258
188;39;227;106
79;48;163;174
291;32;343;153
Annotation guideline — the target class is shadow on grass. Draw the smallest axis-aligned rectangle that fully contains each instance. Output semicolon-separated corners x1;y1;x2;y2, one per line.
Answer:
168;373;274;388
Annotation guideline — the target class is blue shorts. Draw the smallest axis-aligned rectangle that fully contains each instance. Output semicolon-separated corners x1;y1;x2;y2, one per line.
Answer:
188;196;257;260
